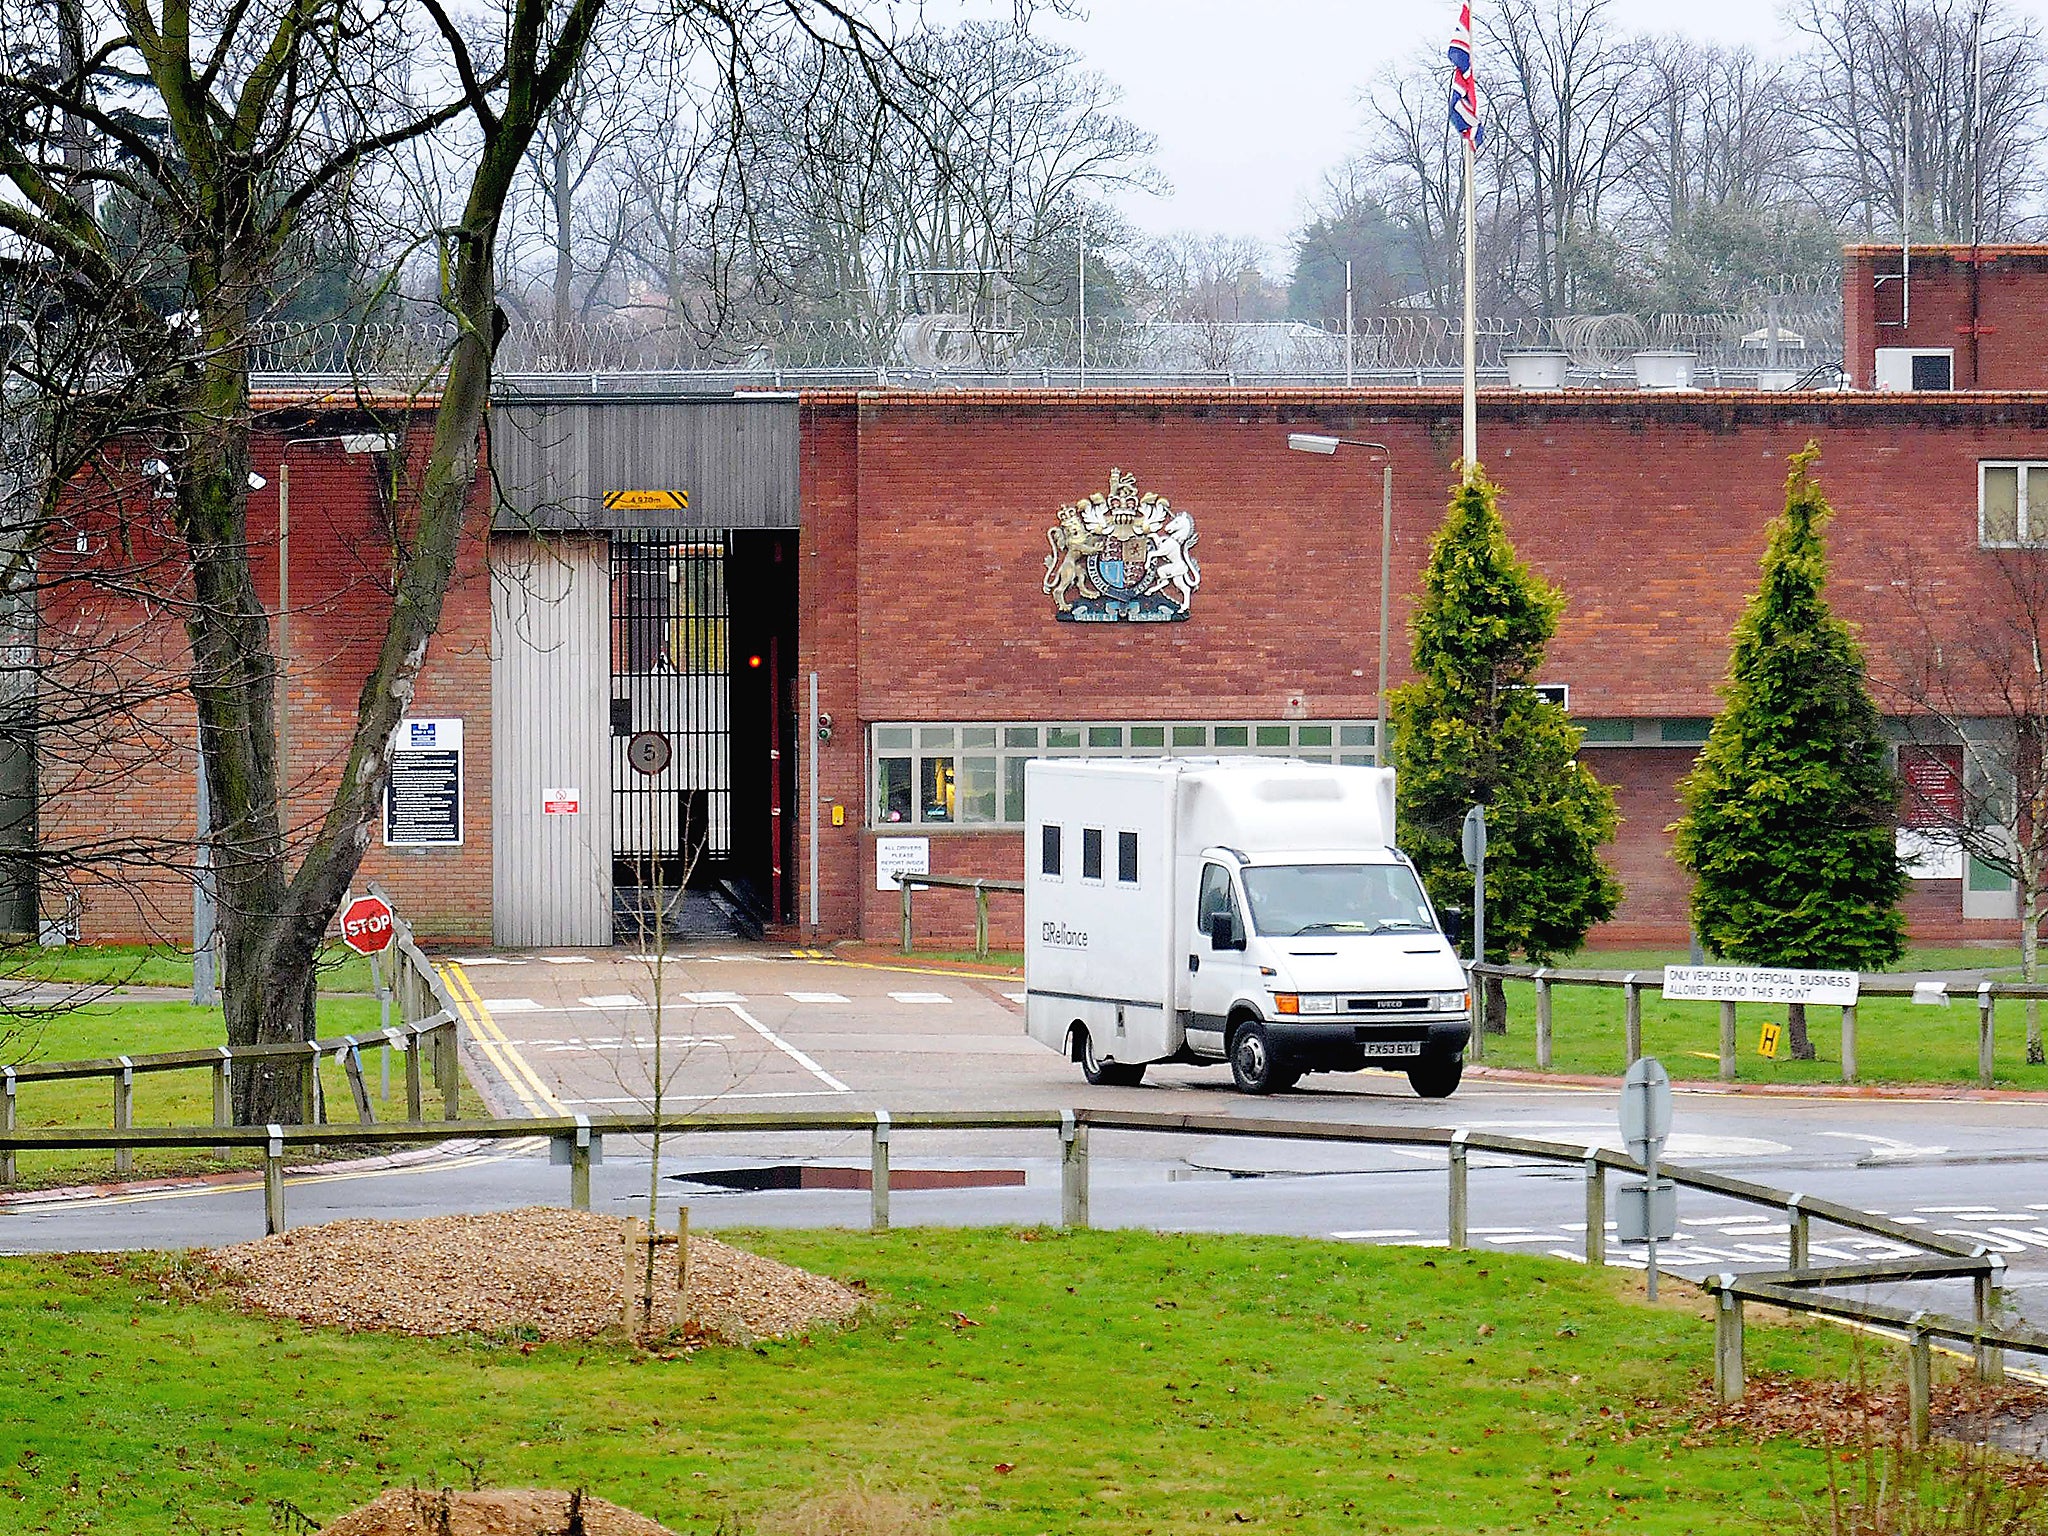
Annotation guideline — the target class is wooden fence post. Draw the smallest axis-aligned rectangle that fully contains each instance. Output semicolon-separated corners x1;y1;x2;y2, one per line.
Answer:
1623;975;1642;1066
900;876;913;954
1718;1000;1737;1082
342;1041;375;1125
1907;1320;1931;1446
870;1111;891;1233
264;1125;286;1235
1535;970;1553;1070
1;1067;14;1186
213;1048;232;1161
438;1021;459;1120
1979;982;1997;1089
1787;1194;1809;1270
621;1217;646;1333
1060;1111;1089;1229
1978;1260;2006;1384
974;882;989;961
1583;1153;1605;1267
403;1028;424;1123
1840;1004;1857;1084
113;1058;134;1175
675;1206;691;1333
299;1048;318;1126
1448;1132;1470;1249
1713;1282;1745;1403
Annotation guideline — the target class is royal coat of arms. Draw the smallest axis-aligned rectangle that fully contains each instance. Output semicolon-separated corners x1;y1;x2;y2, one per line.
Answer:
1043;469;1201;622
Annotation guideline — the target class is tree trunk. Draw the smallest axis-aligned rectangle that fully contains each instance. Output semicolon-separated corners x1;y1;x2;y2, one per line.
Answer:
1483;971;1508;1036
1785;1000;1816;1060
2024;881;2043;1065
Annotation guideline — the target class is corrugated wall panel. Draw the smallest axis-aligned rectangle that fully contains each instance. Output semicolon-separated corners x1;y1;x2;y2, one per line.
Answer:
490;398;799;530
491;536;613;946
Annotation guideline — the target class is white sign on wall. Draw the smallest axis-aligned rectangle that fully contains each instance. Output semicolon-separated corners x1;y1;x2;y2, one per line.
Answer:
542;787;581;816
383;716;463;847
876;836;931;892
1662;965;1859;1006
1896;828;1966;881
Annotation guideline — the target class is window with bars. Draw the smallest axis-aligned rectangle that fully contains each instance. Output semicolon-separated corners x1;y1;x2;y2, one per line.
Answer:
869;719;1383;829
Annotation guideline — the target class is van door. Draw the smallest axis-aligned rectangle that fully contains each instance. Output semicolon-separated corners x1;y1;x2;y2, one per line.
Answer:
1187;862;1251;1058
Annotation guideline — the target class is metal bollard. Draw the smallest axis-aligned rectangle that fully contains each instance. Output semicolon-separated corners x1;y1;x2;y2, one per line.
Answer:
1;1067;14;1186
1787;1194;1810;1271
1448;1131;1469;1249
113;1058;134;1175
1713;1279;1745;1403
1907;1318;1931;1446
1979;982;1997;1089
263;1124;286;1235
1535;970;1553;1070
1059;1110;1089;1229
1623;975;1642;1066
1583;1153;1605;1267
871;1110;892;1232
1840;1003;1857;1084
1719;1000;1737;1082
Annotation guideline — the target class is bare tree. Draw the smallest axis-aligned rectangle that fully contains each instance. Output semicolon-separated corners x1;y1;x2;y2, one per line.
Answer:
1884;541;2048;1063
1791;0;2048;240
0;0;906;1122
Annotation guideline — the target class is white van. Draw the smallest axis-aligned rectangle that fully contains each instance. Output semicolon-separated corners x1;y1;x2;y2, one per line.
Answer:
1023;758;1472;1096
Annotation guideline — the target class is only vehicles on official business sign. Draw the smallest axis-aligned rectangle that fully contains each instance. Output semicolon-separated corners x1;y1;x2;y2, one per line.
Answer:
1022;758;1473;1098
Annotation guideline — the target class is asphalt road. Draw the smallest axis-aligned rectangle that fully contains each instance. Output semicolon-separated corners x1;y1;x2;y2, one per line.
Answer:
5;943;2044;1330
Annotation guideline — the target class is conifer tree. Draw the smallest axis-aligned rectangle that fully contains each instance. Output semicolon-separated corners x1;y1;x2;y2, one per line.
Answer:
1674;445;1906;1057
1392;468;1622;1030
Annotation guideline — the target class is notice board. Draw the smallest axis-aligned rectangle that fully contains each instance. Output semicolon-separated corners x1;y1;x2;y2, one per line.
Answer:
384;716;464;847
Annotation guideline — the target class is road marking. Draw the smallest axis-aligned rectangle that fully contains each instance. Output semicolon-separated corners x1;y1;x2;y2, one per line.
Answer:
683;991;747;1004
1003;991;1026;1004
540;956;595;965
8;1151;515;1212
580;994;645;1008
721;1002;850;1093
542;1036;734;1053
889;991;952;1004
484;998;543;1012
786;992;850;1004
1818;1130;1952;1159
565;1089;849;1105
449;957;524;966
442;963;565;1115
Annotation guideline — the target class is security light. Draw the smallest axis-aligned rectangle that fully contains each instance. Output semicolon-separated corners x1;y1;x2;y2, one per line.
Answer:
1287;433;1341;454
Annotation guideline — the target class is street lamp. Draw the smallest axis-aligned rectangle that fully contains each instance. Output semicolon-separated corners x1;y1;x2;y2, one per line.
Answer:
1287;434;1394;768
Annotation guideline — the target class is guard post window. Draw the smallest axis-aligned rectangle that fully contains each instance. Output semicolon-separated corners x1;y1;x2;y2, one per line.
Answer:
1981;462;2048;546
1118;830;1139;884
1081;828;1103;881
1041;824;1062;877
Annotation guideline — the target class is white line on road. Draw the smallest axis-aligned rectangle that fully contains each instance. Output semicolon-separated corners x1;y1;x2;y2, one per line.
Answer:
580;995;644;1008
786;992;850;1004
485;998;543;1011
722;1001;850;1093
889;992;952;1004
684;991;747;1005
564;1089;849;1105
541;956;595;965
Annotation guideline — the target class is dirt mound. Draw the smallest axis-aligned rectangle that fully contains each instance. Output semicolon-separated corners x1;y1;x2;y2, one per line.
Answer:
319;1488;675;1536
205;1207;863;1341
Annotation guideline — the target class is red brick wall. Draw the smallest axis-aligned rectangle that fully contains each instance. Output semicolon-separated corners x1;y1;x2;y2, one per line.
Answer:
1844;244;2048;390
48;418;495;945
821;388;2048;947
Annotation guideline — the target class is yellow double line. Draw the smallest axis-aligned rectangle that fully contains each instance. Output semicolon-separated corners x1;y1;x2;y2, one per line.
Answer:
439;963;564;1116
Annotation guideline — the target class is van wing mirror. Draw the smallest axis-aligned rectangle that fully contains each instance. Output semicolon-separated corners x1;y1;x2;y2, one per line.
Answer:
1208;910;1246;951
1440;906;1467;948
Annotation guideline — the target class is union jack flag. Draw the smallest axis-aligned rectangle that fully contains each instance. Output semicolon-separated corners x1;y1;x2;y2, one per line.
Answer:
1448;0;1484;149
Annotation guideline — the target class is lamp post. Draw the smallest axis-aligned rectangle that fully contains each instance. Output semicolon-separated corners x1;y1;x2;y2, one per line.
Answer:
1287;433;1393;766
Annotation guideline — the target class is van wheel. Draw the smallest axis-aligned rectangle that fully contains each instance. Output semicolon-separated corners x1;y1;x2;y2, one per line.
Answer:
1407;1054;1464;1099
1230;1022;1297;1094
1077;1027;1145;1087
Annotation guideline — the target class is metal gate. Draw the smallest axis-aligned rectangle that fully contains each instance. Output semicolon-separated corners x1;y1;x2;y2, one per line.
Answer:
610;531;731;885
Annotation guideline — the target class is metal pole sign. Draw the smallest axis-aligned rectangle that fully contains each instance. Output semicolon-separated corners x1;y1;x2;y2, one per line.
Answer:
1461;805;1486;965
1619;1056;1676;1298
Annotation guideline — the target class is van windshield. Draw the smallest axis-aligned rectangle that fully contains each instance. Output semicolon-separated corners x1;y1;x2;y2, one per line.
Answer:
1238;864;1437;938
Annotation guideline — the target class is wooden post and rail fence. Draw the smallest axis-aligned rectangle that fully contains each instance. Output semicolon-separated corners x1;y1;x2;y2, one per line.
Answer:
0;905;462;1183
1470;962;2039;1088
0;1103;2024;1435
895;871;1024;960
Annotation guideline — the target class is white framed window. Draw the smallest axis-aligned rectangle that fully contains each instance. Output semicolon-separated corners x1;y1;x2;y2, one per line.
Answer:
1980;462;2048;546
1876;347;1954;391
868;718;1384;829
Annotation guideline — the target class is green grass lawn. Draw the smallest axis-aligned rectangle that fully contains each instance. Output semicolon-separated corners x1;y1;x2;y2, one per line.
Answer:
2;999;482;1189
0;1227;1918;1535
1482;976;2048;1086
1;940;382;993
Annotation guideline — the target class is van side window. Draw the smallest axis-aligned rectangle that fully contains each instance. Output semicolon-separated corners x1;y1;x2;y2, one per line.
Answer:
1081;827;1103;881
1118;830;1139;884
1197;863;1234;933
1040;824;1061;876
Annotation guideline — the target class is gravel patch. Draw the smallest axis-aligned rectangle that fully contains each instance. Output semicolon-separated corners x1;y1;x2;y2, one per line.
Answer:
319;1487;677;1535
205;1207;865;1342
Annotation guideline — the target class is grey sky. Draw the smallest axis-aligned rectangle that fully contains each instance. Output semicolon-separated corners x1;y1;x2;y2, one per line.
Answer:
1010;0;1848;264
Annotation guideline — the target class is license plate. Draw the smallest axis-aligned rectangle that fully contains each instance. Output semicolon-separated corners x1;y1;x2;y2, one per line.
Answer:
1358;1041;1423;1058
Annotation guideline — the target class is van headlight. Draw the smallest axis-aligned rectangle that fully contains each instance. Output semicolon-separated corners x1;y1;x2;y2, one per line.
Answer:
1432;991;1471;1013
1272;994;1338;1015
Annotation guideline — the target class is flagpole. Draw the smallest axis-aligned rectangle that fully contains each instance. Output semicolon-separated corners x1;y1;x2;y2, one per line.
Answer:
1461;135;1477;477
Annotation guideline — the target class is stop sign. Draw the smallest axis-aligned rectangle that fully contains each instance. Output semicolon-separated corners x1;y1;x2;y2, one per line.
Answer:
339;893;395;955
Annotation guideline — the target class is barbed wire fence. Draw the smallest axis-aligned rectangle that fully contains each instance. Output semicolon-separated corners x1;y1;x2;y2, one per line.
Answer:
246;299;1845;392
